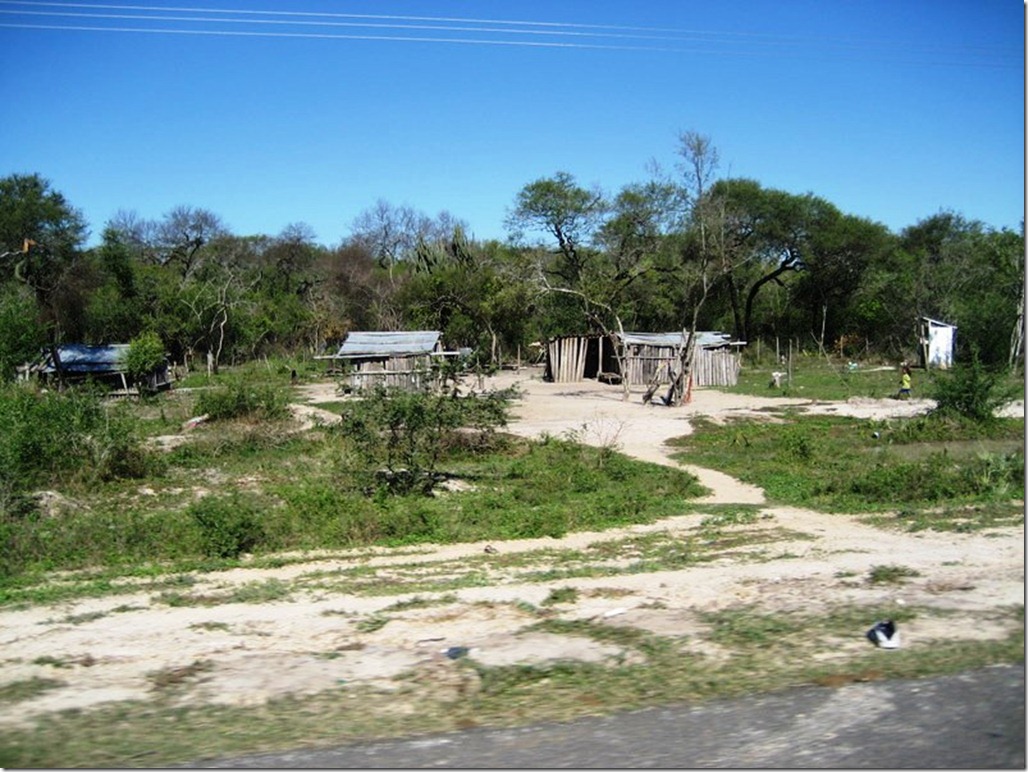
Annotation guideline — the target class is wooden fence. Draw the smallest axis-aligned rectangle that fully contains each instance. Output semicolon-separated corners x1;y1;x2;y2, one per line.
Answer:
546;336;594;383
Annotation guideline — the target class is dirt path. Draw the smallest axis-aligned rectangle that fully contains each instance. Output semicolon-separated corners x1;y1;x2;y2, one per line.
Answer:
0;368;1023;728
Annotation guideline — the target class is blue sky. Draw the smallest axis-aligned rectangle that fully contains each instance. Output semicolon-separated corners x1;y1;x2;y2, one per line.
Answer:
0;0;1022;248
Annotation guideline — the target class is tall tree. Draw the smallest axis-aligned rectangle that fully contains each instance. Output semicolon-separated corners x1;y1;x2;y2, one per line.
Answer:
349;200;466;283
0;173;89;341
665;130;733;405
505;171;606;287
154;206;227;279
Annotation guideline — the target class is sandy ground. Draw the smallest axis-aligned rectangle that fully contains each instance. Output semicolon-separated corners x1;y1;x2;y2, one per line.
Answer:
0;368;1023;728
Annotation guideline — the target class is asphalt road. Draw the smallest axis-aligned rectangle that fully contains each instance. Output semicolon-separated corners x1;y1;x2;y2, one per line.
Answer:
188;664;1025;769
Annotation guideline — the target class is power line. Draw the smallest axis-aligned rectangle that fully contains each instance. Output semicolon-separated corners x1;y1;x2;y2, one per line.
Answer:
0;0;1019;67
0;6;770;46
0;21;664;51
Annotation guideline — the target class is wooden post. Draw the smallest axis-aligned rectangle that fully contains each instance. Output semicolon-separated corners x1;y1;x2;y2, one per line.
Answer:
788;339;793;385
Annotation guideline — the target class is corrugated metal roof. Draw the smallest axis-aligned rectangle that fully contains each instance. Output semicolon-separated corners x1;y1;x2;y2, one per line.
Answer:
621;331;733;348
335;331;442;359
41;344;129;374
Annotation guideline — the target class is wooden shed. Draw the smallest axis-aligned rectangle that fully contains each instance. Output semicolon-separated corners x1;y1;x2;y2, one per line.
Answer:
320;331;447;392
620;331;743;387
545;330;744;387
35;343;173;393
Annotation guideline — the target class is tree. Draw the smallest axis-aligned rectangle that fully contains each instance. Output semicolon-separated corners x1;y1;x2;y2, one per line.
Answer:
399;230;536;367
505;171;606;287
897;212;1024;367
582;179;685;398
0;174;89;341
80;226;146;344
125;330;167;391
349;200;466;283
664;130;733;405
788;205;893;353
0;284;45;380
0;174;87;260
154;205;227;279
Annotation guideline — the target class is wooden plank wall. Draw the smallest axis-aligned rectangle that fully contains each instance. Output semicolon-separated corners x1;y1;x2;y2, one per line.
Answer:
624;345;675;386
349;355;435;391
626;346;740;387
547;337;590;382
692;348;741;386
549;337;741;387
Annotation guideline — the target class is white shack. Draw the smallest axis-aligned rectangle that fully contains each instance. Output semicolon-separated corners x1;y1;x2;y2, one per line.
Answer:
919;317;957;370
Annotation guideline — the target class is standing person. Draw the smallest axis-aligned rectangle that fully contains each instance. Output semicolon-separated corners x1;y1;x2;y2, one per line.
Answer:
899;365;912;399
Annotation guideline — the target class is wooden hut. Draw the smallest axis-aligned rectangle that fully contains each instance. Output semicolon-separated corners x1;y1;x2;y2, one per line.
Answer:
545;330;744;387
620;331;743;387
35;343;173;393
320;331;447;392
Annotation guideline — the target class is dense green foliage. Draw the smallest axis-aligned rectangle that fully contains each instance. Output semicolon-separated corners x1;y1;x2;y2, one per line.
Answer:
2;148;1023;386
0;384;152;511
125;330;167;386
336;385;515;494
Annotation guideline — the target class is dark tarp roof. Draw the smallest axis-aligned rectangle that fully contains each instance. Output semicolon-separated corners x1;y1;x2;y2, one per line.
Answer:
40;344;129;374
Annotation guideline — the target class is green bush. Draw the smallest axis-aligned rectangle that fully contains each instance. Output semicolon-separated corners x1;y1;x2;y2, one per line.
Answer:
194;376;290;422
188;493;266;559
929;350;1019;424
337;386;512;495
0;384;152;514
125;331;166;389
0;286;45;383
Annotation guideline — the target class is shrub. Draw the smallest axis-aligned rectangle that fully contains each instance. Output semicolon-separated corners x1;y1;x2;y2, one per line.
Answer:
0;384;152;514
194;376;290;422
337;386;512;495
0;286;45;383
188;493;266;559
929;350;1019;424
125;331;167;391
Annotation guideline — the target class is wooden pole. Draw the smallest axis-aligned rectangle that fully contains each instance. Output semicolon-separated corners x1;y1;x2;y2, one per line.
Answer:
788;339;793;385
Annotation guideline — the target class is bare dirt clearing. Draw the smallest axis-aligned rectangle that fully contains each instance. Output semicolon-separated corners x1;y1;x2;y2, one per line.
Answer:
1;368;1023;729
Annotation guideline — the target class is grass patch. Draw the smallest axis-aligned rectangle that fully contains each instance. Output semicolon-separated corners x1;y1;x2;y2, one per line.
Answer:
355;615;390;633
148;660;215;691
1;408;704;597
155;578;291;608
867;564;921;585
0;677;64;705
670;413;1023;524
381;594;459;612
540;586;579;606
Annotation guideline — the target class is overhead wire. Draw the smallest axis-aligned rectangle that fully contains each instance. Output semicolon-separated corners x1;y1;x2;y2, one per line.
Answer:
0;0;1019;67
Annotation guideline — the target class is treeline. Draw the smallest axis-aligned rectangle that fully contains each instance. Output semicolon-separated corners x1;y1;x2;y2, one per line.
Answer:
0;133;1023;378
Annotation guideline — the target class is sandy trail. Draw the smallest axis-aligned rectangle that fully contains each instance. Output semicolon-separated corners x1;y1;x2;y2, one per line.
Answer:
0;367;1022;727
